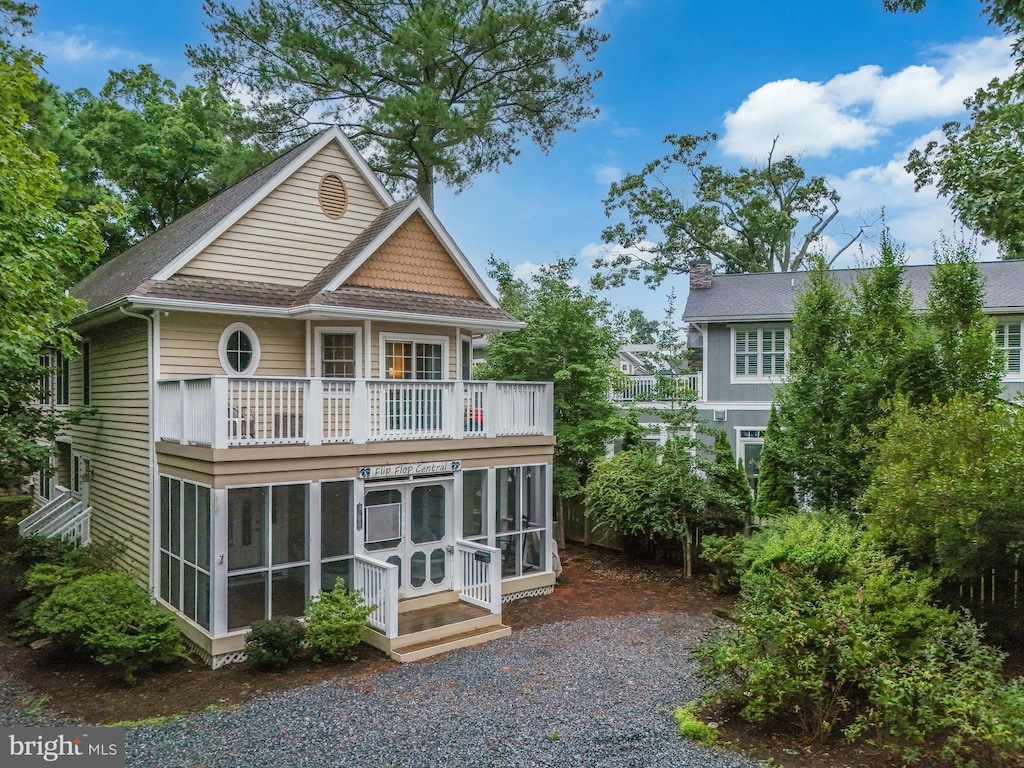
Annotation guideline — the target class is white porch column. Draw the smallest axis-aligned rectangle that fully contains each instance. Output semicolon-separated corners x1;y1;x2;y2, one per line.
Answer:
306;378;323;446
351;380;368;444
211;488;229;637
212;377;229;450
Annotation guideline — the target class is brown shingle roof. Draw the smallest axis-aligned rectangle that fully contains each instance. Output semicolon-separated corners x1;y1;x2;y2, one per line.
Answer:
72;133;322;313
135;276;297;308
311;285;517;323
294;197;419;304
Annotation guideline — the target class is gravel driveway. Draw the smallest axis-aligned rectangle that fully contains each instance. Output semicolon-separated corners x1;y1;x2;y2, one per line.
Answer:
119;613;763;768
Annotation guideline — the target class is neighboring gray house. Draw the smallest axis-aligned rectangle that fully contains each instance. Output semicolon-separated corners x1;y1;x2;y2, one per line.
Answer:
682;259;1024;486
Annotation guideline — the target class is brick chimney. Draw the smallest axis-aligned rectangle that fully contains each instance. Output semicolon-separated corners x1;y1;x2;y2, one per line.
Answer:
689;259;713;290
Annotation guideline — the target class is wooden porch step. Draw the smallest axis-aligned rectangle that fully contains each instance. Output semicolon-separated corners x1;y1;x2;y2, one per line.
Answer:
389;623;511;664
362;591;511;663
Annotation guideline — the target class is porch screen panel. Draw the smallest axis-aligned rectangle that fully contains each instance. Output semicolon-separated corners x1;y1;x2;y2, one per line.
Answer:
321;480;354;591
159;476;212;630
462;470;487;540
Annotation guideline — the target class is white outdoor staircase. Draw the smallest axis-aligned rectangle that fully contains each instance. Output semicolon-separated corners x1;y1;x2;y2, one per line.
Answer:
19;488;91;546
362;590;511;663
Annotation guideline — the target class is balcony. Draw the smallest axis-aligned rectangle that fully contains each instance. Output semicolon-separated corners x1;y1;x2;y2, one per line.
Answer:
611;373;702;403
157;377;553;449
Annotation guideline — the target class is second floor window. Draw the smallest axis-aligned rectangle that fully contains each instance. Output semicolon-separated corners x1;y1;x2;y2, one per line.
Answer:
322;333;356;378
385;340;444;380
38;348;70;405
995;320;1022;376
734;327;788;381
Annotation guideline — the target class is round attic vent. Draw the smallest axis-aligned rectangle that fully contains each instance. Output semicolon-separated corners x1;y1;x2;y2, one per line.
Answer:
318;172;348;220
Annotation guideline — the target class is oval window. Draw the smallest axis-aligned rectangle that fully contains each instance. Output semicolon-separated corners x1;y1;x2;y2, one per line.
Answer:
218;323;261;375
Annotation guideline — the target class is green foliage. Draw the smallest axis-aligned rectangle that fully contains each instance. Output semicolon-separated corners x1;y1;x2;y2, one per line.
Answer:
597;132;867;287
10;537;128;635
674;702;719;746
71;64;275;256
886;1;1024;258
478;257;626;498
612;308;659;344
848;616;1024;765
190;0;606;205
775;237;1003;512
706;432;752;526
774;258;858;510
696;511;1024;761
922;238;1004;403
861;393;1024;580
33;572;184;682
245;617;307;670
0;5;101;489
304;587;373;663
699;533;746;594
752;404;796;518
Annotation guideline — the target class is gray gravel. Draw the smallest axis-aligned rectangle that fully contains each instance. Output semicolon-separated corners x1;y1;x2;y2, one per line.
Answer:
3;613;764;767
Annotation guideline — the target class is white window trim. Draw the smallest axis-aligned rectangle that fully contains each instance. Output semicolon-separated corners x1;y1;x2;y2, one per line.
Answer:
459;332;473;382
218;322;261;376
994;317;1024;382
314;326;363;379
735;426;767;479
729;324;790;385
379;332;450;380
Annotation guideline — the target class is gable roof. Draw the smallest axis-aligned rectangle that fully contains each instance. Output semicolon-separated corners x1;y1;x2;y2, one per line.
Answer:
683;260;1024;324
73;126;394;315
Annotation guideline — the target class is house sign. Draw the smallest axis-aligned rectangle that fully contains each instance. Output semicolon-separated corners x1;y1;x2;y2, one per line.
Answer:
359;460;461;480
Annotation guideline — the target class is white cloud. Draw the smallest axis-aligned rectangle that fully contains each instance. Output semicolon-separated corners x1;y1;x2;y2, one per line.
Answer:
593;164;623;186
829;131;1001;267
512;260;543;281
35;30;145;65
721;36;1013;160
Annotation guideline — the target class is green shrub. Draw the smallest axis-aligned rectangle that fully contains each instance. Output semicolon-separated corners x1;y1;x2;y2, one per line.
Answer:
245;617;306;669
699;533;746;594
673;702;719;746
9;538;127;634
33;572;184;682
695;511;1024;764
304;587;372;662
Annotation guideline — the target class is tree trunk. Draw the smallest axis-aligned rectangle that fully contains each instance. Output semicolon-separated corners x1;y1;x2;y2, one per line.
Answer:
416;162;434;207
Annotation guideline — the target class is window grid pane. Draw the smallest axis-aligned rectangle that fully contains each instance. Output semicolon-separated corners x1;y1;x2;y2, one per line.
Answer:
386;341;413;379
322;334;356;378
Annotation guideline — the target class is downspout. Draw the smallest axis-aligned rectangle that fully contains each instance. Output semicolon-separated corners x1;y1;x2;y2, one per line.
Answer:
120;306;158;595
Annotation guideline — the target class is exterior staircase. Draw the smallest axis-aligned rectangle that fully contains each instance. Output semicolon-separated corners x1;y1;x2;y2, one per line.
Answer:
362;590;511;663
19;489;91;546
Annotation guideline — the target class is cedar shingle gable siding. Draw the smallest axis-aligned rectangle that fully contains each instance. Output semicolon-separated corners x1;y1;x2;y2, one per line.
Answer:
347;213;479;298
178;141;387;286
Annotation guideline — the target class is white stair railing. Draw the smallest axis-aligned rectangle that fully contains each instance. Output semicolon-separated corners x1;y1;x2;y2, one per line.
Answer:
19;491;91;547
454;540;502;614
353;554;399;638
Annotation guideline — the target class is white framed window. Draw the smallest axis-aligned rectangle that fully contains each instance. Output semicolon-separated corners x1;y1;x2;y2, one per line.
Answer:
995;319;1022;379
218;323;260;376
381;334;448;380
731;326;789;383
315;327;362;379
736;427;767;487
37;348;70;406
460;335;473;381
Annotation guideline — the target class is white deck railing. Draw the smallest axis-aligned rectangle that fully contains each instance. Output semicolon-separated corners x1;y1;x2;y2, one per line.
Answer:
353;554;400;638
19;488;92;546
454;540;502;614
611;373;702;403
157;377;553;449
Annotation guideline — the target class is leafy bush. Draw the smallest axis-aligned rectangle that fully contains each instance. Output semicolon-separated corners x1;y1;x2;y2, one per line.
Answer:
699;533;746;594
9;538;126;634
304;587;372;662
673;702;719;746
696;511;1024;763
33;571;184;682
245;617;306;669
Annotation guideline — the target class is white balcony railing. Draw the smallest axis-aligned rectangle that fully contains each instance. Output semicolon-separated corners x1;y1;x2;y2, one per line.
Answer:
19;488;92;546
611;373;702;403
157;377;553;449
353;554;400;639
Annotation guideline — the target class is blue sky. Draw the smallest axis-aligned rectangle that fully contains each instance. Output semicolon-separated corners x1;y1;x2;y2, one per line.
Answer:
31;0;1013;321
